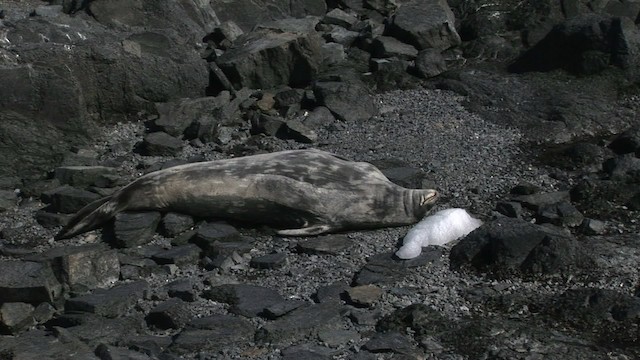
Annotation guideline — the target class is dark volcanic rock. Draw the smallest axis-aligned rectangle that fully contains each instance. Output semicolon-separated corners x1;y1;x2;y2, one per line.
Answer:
190;222;252;257
0;260;63;304
371;36;418;59
164;278;198;302
509;14;640;74
250;252;288;269
210;0;325;32
362;331;420;356
145;298;191;330
65;281;149;318
112;212;162;248
151;244;201;267
139;132;184;157
154;94;231;138
27;243;120;291
263;300;307;319
414;48;447;78
48;186;101;214
0;302;35;335
602;154;640;181
609;125;640;155
314;78;379;122
256;300;345;344
53;166;118;188
215;29;324;90
450;217;584;277
159;212;195;237
202;284;284;317
354;249;445;285
386;0;461;50
170;314;255;354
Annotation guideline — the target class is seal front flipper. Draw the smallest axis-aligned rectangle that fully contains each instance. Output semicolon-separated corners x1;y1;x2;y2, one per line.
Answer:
55;195;120;240
276;225;333;236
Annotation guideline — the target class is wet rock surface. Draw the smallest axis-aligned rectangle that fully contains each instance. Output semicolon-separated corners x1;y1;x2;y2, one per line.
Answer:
1;0;640;359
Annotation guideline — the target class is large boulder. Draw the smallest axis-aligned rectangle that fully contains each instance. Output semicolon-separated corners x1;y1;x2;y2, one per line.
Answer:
509;14;640;74
214;29;325;90
386;0;461;50
210;0;326;32
0;10;208;185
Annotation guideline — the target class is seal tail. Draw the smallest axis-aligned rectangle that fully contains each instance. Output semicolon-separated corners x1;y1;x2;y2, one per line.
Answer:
55;195;122;240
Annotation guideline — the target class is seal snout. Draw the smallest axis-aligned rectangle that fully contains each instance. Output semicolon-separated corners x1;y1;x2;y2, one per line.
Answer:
420;189;439;206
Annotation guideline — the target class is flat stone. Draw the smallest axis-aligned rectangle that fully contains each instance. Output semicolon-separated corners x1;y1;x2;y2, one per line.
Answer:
33;302;56;324
0;190;17;212
122;335;173;359
202;284;284;317
250;252;288;269
25;243;119;291
34;209;72;228
314;80;379;122
362;331;419;356
53;166;118;188
263;300;308;319
511;191;571;211
353;249;445;286
0;260;63;304
0;328;97;359
60;313;145;347
318;328;361;347
346;285;384;307
190;222;247;257
160;212;195;237
371;36;418;59
164;278;197;302
94;344;153;360
580;218;606;235
151;244;201;267
281;344;334;360
495;201;523;218
146;298;191;330
139;131;183;157
314;282;349;303
537;201;584;227
256;301;345;344
112;212;162;248
65;281;149;318
47;185;101;213
297;235;354;255
0;302;35;335
323;8;359;28
170;314;254;354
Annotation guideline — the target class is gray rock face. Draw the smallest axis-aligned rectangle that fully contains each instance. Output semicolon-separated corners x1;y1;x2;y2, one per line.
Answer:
313;79;379;122
215;30;324;90
65;281;150;318
0;302;35;335
203;284;284;317
139;132;184;157
112;212;162;248
509;14;640;74
170;314;255;354
53;166;118;188
0;261;63;304
47;186;101;214
0;13;208;184
387;0;461;50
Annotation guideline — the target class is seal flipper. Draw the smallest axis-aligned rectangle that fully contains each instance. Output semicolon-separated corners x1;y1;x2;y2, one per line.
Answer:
55;196;119;240
276;225;332;236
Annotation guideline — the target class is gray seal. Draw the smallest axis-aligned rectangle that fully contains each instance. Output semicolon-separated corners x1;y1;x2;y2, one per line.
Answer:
55;149;439;239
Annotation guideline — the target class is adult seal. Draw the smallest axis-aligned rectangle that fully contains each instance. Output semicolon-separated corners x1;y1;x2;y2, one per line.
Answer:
55;149;439;240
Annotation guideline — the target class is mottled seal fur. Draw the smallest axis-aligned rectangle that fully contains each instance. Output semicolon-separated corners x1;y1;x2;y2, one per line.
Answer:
55;149;439;240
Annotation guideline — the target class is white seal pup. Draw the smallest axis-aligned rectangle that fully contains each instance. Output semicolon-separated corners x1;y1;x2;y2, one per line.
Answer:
56;149;439;240
395;208;482;259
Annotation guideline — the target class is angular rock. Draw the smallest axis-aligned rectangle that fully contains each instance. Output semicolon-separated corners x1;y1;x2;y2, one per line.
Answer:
0;190;17;212
579;218;606;235
495;201;523;218
346;285;384;307
281;344;334;359
122;334;173;359
35;209;72;228
33;302;57;324
65;281;149;318
0;328;96;359
509;14;640;74
255;300;345;344
449;218;582;277
536;201;584;227
510;191;571;211
0;302;35;335
609;125;640;155
303;106;337;129
159;212;195;237
250;252;288;270
314;282;349;303
314;79;378;122
215;30;324;89
58;313;145;347
323;8;359;29
362;331;419;356
371;36;418;59
190;222;252;257
202;284;284;317
321;42;347;66
154;94;231;138
151;244;201;267
387;0;461;50
164;279;198;302
297;234;354;255
48;186;101;214
139;132;183;157
0;261;63;304
53;166;118;188
354;249;445;285
253;114;317;143
110;211;161;248
94;344;153;360
263;300;308;319
414;48;447;78
170;314;254;354
326;27;360;46
27;243;120;291
317;328;360;347
603;154;640;181
145;298;191;330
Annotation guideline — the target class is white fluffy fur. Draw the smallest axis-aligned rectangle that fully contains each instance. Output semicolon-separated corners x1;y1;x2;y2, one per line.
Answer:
395;208;483;259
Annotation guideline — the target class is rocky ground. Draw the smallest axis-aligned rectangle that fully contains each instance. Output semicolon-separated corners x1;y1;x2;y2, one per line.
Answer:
1;1;640;359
